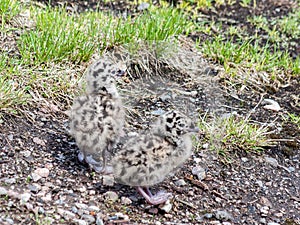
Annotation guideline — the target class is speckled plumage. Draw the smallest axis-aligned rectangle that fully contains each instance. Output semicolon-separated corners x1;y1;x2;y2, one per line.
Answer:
69;56;125;173
112;110;198;204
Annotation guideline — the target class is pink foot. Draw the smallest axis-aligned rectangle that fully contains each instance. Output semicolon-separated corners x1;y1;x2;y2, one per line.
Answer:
137;187;172;205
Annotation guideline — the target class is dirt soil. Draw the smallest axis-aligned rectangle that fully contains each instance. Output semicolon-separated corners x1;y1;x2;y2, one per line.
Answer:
1;1;300;225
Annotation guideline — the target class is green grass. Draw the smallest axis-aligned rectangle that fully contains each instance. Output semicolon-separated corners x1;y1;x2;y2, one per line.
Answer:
283;113;300;129
0;55;30;114
197;114;272;162
18;5;191;64
0;0;21;28
198;36;300;75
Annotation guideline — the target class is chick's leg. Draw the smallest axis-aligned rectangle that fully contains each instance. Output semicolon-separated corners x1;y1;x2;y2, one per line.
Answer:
136;187;172;205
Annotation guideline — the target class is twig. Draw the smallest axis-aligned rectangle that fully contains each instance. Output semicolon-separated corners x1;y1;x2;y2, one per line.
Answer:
184;175;209;191
175;197;197;209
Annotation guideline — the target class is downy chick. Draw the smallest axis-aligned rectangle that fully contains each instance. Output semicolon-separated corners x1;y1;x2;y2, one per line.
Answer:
112;110;198;204
70;56;126;174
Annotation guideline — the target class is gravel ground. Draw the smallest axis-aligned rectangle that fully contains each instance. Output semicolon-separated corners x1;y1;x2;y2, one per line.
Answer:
1;48;299;224
1;1;299;224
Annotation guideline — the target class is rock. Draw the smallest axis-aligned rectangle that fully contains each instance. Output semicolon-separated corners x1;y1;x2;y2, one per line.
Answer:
265;157;278;167
81;215;95;224
204;213;213;219
32;168;50;182
214;210;233;221
159;200;172;213
22;150;31;157
260;206;269;215
102;175;114;186
148;208;159;214
78;186;86;193
20;193;31;203
71;206;78;214
0;187;8;195
75;203;88;209
121;196;132;205
202;143;209;149
32;137;46;146
73;219;88;225
288;166;295;172
241;157;248;162
87;205;100;212
7;190;19;199
259;218;266;224
192;166;206;180
57;208;76;220
175;179;186;186
28;184;41;193
260;197;272;207
256;180;263;187
5;218;14;225
103;191;118;202
267;223;280;225
4;178;16;184
38;207;45;214
41;193;52;202
114;212;129;220
96;216;104;225
222;222;232;225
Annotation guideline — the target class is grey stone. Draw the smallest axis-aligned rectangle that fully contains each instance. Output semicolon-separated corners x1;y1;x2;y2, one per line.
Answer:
0;187;8;195
175;179;186;186
20;193;31;203
121;196;132;205
6;218;14;225
74;219;88;225
265;157;278;167
75;203;88;209
192;166;206;180
103;191;118;202
214;210;233;221
81;214;96;224
4;178;16;184
159;200;172;213
102;175;114;186
87;205;100;212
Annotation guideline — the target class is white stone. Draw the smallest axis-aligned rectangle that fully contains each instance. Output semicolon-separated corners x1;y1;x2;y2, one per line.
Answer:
0;187;8;195
20;193;31;203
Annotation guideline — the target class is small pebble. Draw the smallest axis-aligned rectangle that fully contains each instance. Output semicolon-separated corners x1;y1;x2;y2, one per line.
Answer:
96;216;104;225
267;223;280;225
192;166;206;180
5;218;14;225
121;196;132;205
103;191;118;202
73;219;88;225
260;206;269;215
75;203;88;209
0;187;8;195
87;205;100;212
71;206;78;214
4;178;16;184
159;200;172;213
175;179;186;186
20;193;31;203
265;157;278;167
81;215;96;224
148;208;158;214
214;210;233;221
204;213;213;219
102;175;114;186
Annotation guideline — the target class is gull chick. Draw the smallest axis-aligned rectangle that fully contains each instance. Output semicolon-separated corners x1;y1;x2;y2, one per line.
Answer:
112;110;198;205
69;56;126;174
